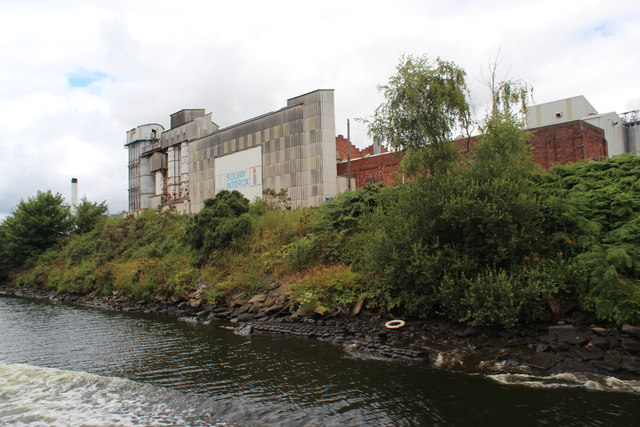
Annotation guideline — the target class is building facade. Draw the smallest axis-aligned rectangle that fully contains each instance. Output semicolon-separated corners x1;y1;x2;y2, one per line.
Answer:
126;90;337;213
337;120;608;188
125;123;166;211
526;95;633;157
127;92;636;211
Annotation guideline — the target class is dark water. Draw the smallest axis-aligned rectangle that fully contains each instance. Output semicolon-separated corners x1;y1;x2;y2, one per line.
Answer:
1;295;639;426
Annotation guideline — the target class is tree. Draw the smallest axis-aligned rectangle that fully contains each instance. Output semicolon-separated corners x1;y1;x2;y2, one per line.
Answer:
470;111;536;181
1;191;72;271
357;65;552;324
73;197;108;234
0;225;11;281
481;50;533;120
366;55;471;175
183;190;251;265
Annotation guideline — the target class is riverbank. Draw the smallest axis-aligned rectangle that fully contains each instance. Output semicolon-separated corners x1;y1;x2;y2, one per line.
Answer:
2;284;640;381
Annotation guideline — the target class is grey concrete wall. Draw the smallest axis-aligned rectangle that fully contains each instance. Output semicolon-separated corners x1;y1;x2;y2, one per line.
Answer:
170;109;205;129
162;113;219;149
189;89;337;212
127;90;337;214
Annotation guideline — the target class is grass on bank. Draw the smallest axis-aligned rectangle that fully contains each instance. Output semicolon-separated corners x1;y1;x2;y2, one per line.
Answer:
6;153;640;327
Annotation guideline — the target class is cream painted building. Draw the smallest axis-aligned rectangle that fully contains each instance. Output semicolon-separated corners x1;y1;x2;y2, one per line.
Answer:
526;95;629;156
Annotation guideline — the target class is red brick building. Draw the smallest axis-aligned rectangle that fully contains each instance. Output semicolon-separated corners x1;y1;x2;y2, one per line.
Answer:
527;120;607;169
337;120;607;188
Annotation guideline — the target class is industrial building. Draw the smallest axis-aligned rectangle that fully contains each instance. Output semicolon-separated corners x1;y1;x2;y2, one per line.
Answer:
336;95;639;188
127;92;639;213
526;95;638;156
126;90;337;213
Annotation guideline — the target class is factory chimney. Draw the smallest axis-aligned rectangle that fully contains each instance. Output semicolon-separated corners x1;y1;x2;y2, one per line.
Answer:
71;178;78;208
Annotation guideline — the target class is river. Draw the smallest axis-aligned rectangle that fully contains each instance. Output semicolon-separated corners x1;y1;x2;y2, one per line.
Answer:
1;294;639;426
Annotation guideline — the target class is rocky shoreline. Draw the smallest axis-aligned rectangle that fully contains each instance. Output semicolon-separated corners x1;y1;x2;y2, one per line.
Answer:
3;284;640;381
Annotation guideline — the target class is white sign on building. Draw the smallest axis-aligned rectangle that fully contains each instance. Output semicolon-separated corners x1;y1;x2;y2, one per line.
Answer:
214;146;263;201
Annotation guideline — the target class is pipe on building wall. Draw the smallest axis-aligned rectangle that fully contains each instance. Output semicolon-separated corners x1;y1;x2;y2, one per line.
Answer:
154;170;164;196
167;145;181;200
139;155;154;209
180;141;190;198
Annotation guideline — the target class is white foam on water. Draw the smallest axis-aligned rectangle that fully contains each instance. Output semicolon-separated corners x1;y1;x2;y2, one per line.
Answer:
0;362;228;426
487;372;640;394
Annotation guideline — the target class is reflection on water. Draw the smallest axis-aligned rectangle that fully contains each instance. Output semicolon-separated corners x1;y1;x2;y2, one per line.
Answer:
1;294;639;426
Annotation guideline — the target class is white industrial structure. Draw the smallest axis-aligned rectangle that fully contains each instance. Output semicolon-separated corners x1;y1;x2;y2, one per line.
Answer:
526;95;638;157
71;178;78;209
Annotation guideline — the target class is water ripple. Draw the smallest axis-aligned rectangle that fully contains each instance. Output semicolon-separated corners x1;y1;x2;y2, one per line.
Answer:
2;295;640;426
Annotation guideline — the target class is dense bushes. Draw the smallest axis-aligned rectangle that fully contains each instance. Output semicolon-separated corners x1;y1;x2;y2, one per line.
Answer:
11;209;194;299
348;113;555;325
183;190;252;265
1;191;72;278
313;184;385;264
0;191;111;282
288;265;365;315
5;150;640;326
535;154;640;325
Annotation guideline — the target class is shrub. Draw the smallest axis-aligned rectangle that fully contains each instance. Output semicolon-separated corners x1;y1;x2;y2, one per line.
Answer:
437;267;555;327
72;197;108;234
283;235;317;271
184;190;251;265
356;111;550;322
316;184;384;235
535;154;640;324
288;265;365;315
1;191;72;273
313;185;386;264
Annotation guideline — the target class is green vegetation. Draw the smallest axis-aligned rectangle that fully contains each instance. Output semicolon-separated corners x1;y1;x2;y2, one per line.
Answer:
73;197;109;234
9;209;192;298
4;153;640;325
183;190;252;266
535;154;640;325
3;55;640;327
366;54;471;176
1;191;72;280
351;110;552;326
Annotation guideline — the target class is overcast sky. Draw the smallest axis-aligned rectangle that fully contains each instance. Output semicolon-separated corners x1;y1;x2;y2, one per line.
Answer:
1;0;638;218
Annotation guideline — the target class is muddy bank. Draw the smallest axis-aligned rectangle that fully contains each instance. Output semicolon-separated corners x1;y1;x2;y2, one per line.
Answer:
2;284;640;381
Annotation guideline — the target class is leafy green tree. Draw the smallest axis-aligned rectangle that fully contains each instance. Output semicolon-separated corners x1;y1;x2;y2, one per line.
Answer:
0;225;11;281
73;197;108;234
366;55;471;175
470;110;537;181
184;190;251;265
1;191;72;271
358;103;551;325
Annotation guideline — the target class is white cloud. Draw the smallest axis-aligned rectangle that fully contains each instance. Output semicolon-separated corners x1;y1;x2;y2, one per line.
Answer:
0;0;639;217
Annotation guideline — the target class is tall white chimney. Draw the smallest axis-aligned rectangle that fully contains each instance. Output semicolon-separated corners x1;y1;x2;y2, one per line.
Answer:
71;178;78;208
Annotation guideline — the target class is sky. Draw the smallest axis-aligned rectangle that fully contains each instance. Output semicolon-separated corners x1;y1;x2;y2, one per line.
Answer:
0;0;638;218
